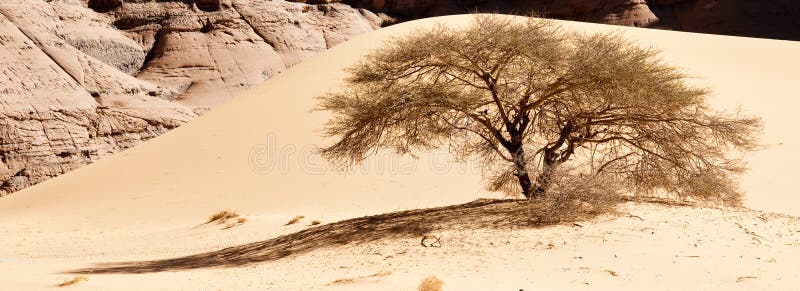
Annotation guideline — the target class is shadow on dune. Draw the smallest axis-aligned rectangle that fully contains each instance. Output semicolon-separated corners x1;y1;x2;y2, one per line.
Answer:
68;199;599;274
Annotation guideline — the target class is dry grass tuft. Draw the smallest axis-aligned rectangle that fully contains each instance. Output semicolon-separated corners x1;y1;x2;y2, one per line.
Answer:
207;210;247;229
223;218;248;229
418;276;444;291
368;271;392;277
329;278;357;285
309;220;321;226
285;215;305;226
328;270;393;285
207;210;240;224
56;276;87;287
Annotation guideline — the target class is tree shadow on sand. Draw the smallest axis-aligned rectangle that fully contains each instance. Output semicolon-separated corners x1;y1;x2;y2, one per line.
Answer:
67;199;606;274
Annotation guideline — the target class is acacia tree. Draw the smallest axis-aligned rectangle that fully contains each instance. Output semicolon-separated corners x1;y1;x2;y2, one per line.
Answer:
316;15;760;203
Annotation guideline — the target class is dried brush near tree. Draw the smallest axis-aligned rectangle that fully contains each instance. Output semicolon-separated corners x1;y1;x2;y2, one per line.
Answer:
317;15;760;205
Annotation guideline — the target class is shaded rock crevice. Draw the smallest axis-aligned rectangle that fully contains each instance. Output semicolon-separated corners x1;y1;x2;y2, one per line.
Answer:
88;0;123;13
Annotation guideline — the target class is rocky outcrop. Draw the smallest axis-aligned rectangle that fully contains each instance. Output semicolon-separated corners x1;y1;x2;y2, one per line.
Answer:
0;0;387;196
0;0;797;196
0;0;196;195
108;0;385;110
55;0;147;74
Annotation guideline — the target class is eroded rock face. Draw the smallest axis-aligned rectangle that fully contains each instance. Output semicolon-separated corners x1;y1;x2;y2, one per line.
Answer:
54;0;147;74
0;0;386;196
0;0;196;195
107;0;383;110
0;0;797;196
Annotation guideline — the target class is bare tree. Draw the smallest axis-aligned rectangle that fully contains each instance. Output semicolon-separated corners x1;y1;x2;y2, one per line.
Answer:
316;15;760;204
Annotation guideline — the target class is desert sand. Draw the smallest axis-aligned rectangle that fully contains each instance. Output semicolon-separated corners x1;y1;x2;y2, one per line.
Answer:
0;15;799;290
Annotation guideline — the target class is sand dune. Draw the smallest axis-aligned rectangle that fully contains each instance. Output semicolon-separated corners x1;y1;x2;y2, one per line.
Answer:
1;15;799;290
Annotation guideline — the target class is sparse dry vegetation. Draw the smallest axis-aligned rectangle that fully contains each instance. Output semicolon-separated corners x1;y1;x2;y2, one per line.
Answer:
418;276;444;291
310;220;321;226
317;14;760;206
285;215;305;226
328;278;356;285
223;217;248;229
56;276;87;287
207;210;246;229
370;271;393;277
328;271;392;285
207;210;240;224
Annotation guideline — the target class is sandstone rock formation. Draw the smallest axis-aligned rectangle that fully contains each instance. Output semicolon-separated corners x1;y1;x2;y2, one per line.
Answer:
0;0;797;196
0;0;196;195
108;0;385;110
0;0;385;195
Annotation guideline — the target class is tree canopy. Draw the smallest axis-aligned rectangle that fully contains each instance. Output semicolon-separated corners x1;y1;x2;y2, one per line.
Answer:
316;15;760;204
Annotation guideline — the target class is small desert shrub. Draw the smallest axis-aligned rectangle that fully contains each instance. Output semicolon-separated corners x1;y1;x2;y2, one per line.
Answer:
285;215;305;226
56;276;87;287
418;276;444;291
309;220;321;226
540;170;623;219
488;164;622;221
207;210;240;224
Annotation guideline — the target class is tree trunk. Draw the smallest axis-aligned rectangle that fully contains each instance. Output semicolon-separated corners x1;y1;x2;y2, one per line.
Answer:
511;146;533;199
532;159;556;197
